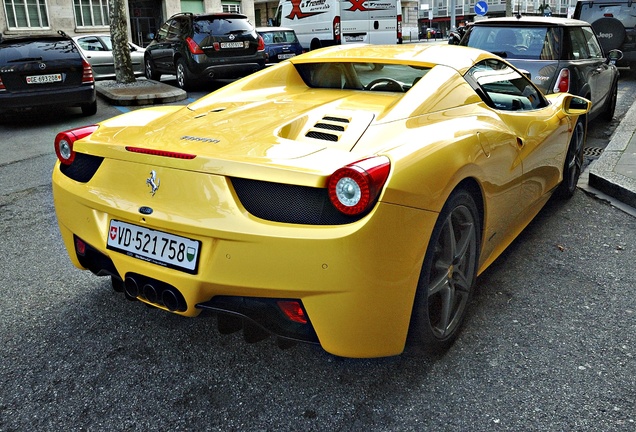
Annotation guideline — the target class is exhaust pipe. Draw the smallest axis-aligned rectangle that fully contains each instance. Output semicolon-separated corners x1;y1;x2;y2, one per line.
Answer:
124;276;139;300
143;283;158;303
161;288;180;312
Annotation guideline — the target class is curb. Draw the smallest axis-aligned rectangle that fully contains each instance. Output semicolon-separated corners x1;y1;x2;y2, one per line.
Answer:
95;79;187;106
588;98;636;208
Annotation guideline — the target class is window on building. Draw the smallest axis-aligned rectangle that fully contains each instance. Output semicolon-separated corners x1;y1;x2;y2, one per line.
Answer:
4;0;50;28
74;0;109;27
222;2;241;13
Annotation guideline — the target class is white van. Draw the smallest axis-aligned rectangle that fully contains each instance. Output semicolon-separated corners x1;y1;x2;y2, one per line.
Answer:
275;0;402;51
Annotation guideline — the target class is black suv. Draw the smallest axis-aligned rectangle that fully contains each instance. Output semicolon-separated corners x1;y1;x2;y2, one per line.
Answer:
460;16;622;122
144;13;266;89
574;0;636;71
0;33;96;116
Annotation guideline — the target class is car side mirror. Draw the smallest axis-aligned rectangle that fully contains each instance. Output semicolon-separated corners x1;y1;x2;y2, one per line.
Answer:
607;49;623;65
563;95;591;115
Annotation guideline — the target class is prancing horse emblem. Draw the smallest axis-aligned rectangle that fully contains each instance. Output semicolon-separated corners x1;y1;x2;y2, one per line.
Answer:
146;170;160;196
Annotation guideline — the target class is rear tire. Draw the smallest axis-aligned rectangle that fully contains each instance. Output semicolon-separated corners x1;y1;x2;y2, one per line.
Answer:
408;189;480;355
175;58;194;90
556;117;585;198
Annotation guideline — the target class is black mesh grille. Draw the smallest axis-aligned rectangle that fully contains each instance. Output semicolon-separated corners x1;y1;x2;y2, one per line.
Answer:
323;116;349;123
314;122;345;131
231;177;366;225
59;153;103;183
305;131;338;141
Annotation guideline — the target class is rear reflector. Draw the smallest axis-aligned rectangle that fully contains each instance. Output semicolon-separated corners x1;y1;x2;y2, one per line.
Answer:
277;300;308;324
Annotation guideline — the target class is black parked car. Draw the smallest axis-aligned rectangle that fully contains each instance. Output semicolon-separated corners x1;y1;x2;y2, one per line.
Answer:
460;16;622;122
0;33;96;116
144;12;266;90
574;0;636;72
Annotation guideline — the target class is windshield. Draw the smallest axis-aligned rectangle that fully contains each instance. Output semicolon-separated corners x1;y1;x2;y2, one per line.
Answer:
466;26;560;60
295;62;430;92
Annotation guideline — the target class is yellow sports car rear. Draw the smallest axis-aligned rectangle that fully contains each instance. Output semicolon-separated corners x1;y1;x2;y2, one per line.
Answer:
52;44;590;358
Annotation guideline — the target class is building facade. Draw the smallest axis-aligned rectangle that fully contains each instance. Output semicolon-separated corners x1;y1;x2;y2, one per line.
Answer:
1;0;578;47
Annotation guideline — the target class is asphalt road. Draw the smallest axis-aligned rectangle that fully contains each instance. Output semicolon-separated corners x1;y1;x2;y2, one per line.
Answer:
1;75;635;431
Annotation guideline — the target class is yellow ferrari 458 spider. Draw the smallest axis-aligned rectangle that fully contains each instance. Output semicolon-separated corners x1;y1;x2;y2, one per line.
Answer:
52;44;590;358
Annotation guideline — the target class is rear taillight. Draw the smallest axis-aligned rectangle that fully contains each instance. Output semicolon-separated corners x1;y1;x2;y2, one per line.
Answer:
397;14;403;41
554;68;570;93
54;125;98;165
186;37;204;55
328;156;391;216
82;60;94;84
257;35;265;51
0;76;5;91
333;16;341;44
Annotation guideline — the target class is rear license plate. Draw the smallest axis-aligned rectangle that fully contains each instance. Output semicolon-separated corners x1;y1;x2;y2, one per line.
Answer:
220;41;246;49
26;74;62;84
107;220;200;274
278;53;296;59
345;35;364;42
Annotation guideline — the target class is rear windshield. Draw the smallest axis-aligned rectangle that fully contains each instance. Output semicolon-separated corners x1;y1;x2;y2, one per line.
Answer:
0;38;78;64
466;26;561;60
261;30;299;44
295;62;430;92
194;17;254;35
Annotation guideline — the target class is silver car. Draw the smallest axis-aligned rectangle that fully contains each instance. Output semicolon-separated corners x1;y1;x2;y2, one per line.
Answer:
73;34;145;80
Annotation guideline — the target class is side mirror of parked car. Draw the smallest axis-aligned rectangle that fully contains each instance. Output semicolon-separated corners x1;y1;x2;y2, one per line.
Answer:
607;49;624;65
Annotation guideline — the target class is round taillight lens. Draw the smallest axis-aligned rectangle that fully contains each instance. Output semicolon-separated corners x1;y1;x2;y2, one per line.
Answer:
54;125;98;165
328;156;390;216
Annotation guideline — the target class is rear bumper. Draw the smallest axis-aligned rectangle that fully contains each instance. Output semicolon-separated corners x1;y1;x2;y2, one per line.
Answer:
52;158;438;358
0;84;95;110
189;54;266;79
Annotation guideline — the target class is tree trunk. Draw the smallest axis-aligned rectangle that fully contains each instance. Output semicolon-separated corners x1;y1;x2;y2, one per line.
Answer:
109;0;135;84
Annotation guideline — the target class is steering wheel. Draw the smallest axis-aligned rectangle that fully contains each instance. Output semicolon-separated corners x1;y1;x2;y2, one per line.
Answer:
365;78;404;92
514;45;528;52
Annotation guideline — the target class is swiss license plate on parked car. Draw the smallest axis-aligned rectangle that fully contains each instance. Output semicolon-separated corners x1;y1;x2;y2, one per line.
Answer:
221;41;246;49
107;220;200;273
26;74;62;84
278;53;296;59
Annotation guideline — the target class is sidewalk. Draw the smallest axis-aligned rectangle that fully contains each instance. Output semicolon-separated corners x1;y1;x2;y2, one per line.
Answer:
585;99;636;212
95;77;636;215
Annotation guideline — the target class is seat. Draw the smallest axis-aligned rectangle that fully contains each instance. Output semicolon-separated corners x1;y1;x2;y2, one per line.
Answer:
494;29;516;49
315;64;343;89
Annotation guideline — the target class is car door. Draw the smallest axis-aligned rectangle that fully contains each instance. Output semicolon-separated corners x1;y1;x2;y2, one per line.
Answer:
468;59;569;226
567;26;611;116
150;19;179;72
76;36;114;78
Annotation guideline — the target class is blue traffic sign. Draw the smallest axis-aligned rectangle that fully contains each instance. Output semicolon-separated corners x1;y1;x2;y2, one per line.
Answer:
475;1;488;16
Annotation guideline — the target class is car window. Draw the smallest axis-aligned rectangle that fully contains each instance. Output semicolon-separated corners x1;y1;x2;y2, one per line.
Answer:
466;26;561;60
0;38;78;63
582;26;604;58
156;21;171;42
466;59;548;111
261;30;299;44
77;36;105;52
295;62;430;92
194;17;254;35
568;27;591;60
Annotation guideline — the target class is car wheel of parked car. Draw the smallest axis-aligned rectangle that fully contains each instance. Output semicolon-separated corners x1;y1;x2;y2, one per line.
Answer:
176;58;193;90
81;101;97;116
408;188;480;354
556;117;585;198
144;57;160;81
602;81;618;121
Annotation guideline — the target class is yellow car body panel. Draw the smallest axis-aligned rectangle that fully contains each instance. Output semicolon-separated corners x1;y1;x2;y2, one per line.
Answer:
52;44;589;358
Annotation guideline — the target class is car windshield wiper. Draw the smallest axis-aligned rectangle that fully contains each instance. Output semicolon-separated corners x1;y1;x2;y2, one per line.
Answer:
8;57;43;63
